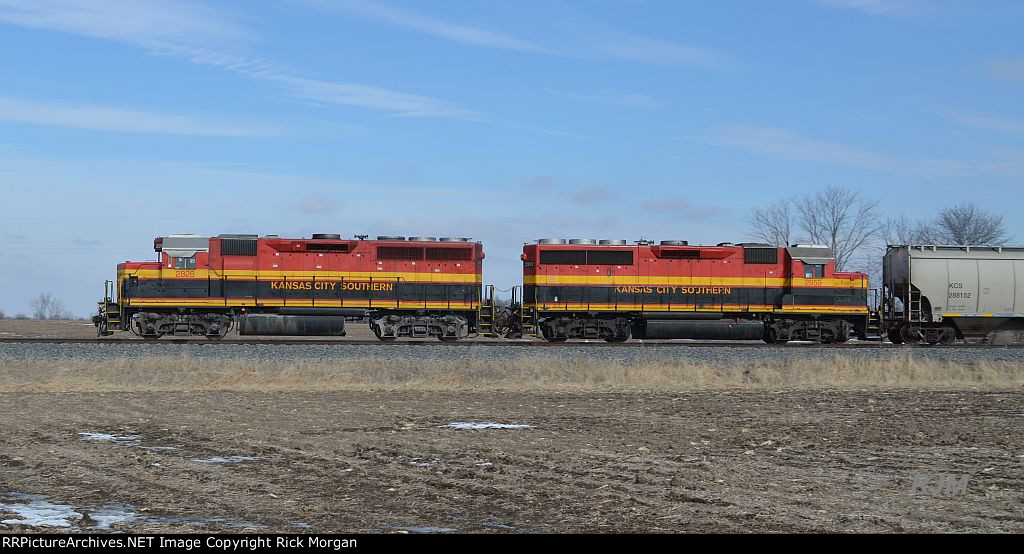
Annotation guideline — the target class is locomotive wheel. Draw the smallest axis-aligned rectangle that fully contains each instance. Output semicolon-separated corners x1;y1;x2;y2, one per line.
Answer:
141;334;163;341
545;337;568;343
438;336;460;343
604;336;629;343
371;325;397;342
763;326;788;344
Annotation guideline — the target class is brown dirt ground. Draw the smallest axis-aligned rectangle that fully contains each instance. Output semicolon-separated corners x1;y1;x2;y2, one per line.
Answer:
1;389;1022;533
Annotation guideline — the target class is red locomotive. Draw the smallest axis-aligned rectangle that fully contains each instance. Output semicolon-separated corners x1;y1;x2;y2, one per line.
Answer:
95;233;484;340
520;239;870;343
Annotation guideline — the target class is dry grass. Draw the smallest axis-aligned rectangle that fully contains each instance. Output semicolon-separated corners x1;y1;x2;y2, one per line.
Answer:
0;352;1021;392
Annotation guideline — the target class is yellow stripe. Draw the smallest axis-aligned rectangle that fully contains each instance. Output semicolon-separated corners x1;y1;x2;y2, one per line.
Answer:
524;303;867;314
524;275;865;288
125;299;478;309
120;268;481;283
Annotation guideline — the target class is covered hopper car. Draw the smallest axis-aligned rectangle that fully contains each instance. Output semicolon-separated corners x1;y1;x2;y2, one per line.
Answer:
883;245;1024;344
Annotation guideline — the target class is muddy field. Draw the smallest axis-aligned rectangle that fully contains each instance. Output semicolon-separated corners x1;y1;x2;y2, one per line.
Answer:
2;388;1022;533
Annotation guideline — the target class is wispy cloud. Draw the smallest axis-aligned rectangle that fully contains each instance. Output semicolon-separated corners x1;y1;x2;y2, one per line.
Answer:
986;58;1024;79
699;124;988;178
570;186;617;205
301;0;540;52
0;0;477;119
702;125;889;169
642;199;725;220
269;75;481;119
557;90;665;109
808;0;924;16
296;195;341;215
0;0;250;49
0;97;269;136
947;113;1024;136
299;0;731;69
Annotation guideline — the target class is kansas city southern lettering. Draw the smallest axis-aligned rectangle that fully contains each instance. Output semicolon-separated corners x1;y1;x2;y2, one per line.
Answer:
615;286;733;295
270;281;394;291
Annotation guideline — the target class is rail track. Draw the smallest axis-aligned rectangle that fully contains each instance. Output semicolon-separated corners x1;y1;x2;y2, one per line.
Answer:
0;337;1019;348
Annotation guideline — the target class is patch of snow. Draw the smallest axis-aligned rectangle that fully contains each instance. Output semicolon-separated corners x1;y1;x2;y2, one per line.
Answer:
89;505;140;530
191;456;260;464
443;422;534;430
78;432;142;444
0;493;81;528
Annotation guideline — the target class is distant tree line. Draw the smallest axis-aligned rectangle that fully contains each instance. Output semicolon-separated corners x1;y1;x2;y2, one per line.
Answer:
0;293;74;320
747;188;1011;271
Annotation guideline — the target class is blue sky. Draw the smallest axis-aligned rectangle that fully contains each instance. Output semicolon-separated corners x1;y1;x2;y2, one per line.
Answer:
0;0;1022;316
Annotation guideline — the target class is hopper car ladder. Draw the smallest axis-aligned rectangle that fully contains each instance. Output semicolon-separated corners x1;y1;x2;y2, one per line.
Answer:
865;288;883;339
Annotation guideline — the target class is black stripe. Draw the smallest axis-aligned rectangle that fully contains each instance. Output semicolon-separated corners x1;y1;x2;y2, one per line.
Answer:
524;285;867;308
126;279;479;304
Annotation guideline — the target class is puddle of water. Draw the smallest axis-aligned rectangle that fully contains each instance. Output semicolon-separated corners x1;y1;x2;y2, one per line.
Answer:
89;505;140;531
444;422;534;430
481;518;514;530
191;456;261;464
0;493;81;528
78;432;142;444
1;492;261;531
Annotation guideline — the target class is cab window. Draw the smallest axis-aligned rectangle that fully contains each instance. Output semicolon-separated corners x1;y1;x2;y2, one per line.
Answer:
804;264;824;279
174;256;197;269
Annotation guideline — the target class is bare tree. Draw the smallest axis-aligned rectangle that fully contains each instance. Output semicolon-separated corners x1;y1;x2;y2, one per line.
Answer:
883;215;939;245
931;203;1010;245
30;293;71;320
795;186;882;271
747;200;794;246
0;309;5;320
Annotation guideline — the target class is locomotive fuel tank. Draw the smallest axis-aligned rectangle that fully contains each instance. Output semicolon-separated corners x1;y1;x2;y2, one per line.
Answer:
634;319;765;340
238;315;346;336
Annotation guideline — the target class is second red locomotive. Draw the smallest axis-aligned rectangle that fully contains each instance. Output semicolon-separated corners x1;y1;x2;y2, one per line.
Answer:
521;239;870;343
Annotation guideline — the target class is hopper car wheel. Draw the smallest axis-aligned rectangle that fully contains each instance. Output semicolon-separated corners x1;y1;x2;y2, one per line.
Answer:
545;337;568;343
887;327;904;345
939;326;957;345
900;325;922;345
